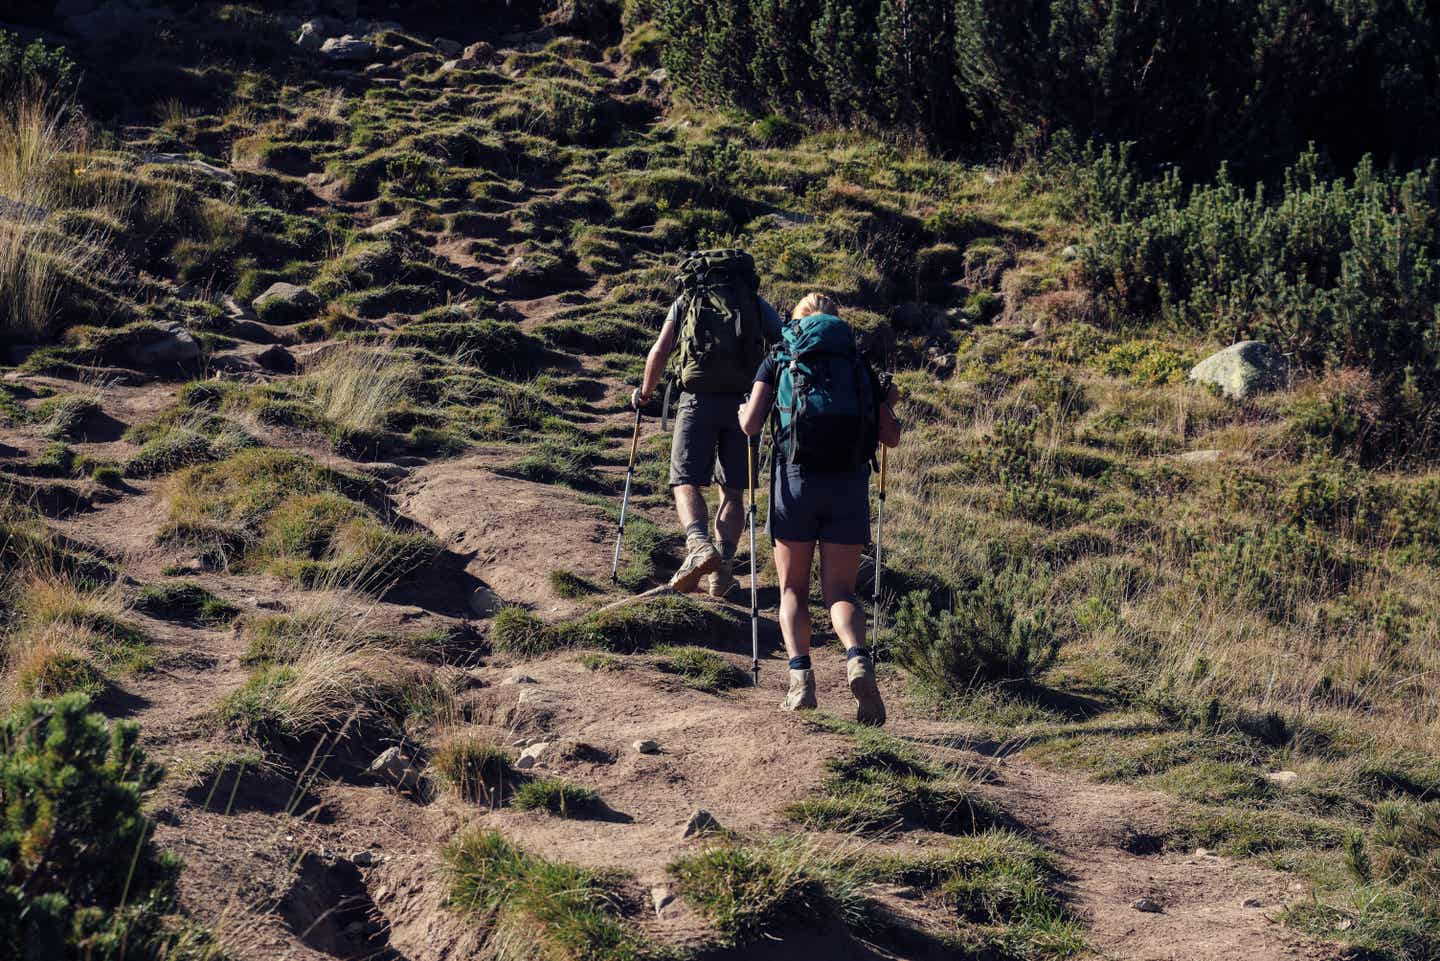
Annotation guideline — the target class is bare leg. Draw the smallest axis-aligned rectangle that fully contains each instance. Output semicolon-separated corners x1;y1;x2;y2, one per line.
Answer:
775;539;815;659
715;485;744;547
673;484;708;532
819;542;865;652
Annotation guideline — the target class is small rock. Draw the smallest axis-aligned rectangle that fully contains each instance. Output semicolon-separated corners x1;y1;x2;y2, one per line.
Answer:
252;282;319;325
633;739;659;755
320;35;377;62
500;674;538;686
363;215;406;235
368;746;419;789
124;322;200;373
434;37;463;56
295;22;324;51
1189;341;1288;401
650;885;675;916
1131;897;1163;913
1243;896;1264;908
520;741;552;764
1194;847;1211;857
648;67;669;85
1178;449;1224;464
255;344;296;374
515;754;537;771
462;41;495;63
1266;770;1300;787
351;850;376;867
681;809;721;838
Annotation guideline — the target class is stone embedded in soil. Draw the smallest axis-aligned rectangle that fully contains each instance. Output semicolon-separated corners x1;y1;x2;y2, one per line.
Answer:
320;35;377;61
633;739;659;754
253;282;319;323
1265;770;1299;786
1243;897;1264;908
368;746;419;788
650;886;675;916
501;674;538;686
681;809;721;838
520;742;551;763
1132;897;1163;913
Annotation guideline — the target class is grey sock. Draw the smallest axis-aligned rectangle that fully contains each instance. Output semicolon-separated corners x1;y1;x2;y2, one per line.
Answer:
684;520;707;542
718;540;737;561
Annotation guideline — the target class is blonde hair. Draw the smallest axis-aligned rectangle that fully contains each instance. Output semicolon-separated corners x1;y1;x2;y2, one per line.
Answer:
792;292;840;320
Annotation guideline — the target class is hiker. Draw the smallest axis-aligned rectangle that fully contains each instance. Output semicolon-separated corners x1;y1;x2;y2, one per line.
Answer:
632;249;784;597
738;293;901;726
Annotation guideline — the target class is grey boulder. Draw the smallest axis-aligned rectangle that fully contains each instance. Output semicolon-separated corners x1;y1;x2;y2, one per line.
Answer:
252;282;320;324
1189;341;1287;400
320;36;377;62
123;322;200;373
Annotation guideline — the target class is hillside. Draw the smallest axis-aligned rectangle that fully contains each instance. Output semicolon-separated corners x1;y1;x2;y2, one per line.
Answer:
3;3;1440;961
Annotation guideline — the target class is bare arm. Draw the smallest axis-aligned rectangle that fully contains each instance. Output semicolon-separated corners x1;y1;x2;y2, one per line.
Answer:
877;384;902;448
738;381;772;437
635;320;677;405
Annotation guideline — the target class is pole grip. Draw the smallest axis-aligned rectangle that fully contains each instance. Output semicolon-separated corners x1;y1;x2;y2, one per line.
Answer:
627;407;642;467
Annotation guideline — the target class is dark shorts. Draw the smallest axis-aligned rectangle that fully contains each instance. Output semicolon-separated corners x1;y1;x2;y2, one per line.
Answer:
669;391;749;489
769;463;871;545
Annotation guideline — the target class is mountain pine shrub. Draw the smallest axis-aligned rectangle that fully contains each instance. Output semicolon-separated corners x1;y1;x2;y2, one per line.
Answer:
0;694;213;960
890;566;1059;691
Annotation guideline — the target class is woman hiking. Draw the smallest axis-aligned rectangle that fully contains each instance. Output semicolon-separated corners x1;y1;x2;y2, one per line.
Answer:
738;293;902;726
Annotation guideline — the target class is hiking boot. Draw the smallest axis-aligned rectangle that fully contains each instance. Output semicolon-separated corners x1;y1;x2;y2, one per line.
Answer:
670;536;720;594
847;653;886;727
781;669;817;711
706;558;737;599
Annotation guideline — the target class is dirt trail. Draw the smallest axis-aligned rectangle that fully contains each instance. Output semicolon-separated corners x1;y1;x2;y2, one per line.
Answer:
0;23;1349;961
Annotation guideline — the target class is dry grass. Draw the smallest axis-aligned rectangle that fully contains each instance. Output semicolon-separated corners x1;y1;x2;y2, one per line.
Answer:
306;345;420;434
0;90;128;341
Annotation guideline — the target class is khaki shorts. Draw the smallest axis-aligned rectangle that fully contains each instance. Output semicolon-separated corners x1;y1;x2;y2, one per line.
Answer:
669;391;749;490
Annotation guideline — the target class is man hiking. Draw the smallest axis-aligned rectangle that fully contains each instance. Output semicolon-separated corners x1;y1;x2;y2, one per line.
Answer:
632;249;783;597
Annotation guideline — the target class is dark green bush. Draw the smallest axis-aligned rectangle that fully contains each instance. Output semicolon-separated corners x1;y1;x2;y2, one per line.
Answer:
655;1;1440;175
1080;147;1440;454
0;30;76;100
0;695;209;960
890;566;1059;691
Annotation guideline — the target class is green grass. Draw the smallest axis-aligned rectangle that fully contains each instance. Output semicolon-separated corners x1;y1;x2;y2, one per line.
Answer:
512;778;600;817
444;830;649;960
134;581;239;625
431;735;515;804
549;569;601;598
652;645;748;693
492;595;736;658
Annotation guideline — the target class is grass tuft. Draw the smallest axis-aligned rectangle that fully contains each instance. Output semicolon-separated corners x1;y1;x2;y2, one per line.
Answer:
445;830;648;960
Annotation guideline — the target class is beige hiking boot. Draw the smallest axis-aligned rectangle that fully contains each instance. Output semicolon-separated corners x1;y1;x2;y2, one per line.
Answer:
670;535;721;594
706;558;738;599
847;653;886;727
782;668;817;711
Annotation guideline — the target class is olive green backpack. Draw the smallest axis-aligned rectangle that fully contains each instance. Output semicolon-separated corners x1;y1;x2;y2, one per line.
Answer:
672;249;766;393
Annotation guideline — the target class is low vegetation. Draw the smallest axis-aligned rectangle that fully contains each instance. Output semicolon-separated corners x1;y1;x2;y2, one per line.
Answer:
0;694;216;960
445;830;647;960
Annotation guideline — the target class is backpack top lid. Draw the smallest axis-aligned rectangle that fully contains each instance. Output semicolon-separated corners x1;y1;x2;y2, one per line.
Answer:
783;313;855;359
676;248;757;292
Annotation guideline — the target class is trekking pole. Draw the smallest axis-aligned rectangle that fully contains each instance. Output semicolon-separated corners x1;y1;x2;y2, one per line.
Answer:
747;433;761;688
871;444;888;661
611;405;643;585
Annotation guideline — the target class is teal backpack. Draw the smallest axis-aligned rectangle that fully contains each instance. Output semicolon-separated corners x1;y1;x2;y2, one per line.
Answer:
772;313;880;471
